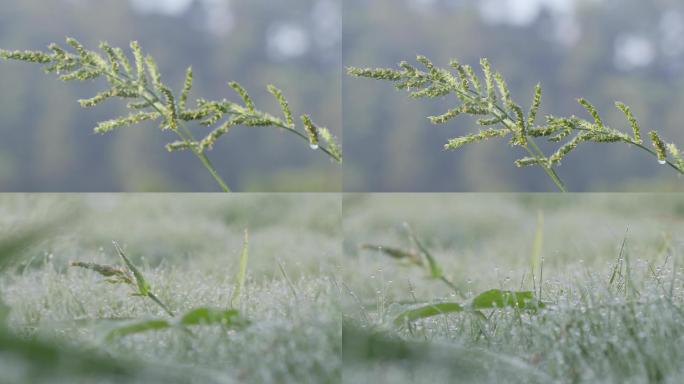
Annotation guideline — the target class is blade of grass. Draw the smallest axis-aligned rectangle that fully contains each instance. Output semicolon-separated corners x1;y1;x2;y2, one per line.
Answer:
113;241;150;296
231;230;249;308
404;223;443;278
530;211;544;295
470;289;541;310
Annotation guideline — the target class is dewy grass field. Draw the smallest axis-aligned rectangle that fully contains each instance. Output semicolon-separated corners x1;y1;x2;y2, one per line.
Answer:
0;194;341;383
342;194;684;383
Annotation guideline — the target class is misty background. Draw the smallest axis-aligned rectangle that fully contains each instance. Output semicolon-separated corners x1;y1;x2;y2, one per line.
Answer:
0;0;341;191
343;0;684;192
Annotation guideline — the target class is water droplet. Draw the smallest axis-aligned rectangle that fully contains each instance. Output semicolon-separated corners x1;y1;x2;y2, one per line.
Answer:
658;159;667;165
309;143;319;150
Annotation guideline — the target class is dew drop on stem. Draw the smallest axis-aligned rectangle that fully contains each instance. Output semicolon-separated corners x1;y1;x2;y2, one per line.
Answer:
309;143;319;150
658;159;667;165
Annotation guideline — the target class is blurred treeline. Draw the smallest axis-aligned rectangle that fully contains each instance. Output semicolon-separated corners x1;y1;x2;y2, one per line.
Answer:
0;0;341;192
343;0;684;192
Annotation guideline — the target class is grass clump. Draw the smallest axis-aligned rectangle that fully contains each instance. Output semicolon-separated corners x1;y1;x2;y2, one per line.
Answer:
348;57;684;191
70;233;251;341
0;38;342;192
343;195;684;383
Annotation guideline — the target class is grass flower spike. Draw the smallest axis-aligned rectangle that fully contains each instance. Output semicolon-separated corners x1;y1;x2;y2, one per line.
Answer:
348;56;684;191
0;38;342;192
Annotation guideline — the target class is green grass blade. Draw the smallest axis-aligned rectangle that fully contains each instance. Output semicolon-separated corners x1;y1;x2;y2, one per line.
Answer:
405;224;443;278
113;241;150;296
470;289;541;310
530;211;544;291
179;307;248;327
394;302;463;326
361;244;423;266
105;319;170;342
230;230;249;308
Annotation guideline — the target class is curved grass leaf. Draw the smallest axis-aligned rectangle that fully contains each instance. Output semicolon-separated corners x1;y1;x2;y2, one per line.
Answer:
113;241;150;296
180;308;247;327
105;319;169;342
394;302;463;326
105;307;249;342
360;244;423;266
405;224;442;278
394;290;542;325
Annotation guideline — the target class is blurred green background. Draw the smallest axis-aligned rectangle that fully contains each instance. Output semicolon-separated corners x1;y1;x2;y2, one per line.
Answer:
343;0;684;192
0;0;341;192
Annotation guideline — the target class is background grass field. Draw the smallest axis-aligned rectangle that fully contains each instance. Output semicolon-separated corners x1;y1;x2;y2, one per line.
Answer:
0;194;341;383
342;194;684;383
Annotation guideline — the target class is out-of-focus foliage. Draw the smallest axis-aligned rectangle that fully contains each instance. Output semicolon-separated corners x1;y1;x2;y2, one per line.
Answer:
0;0;341;192
343;0;684;191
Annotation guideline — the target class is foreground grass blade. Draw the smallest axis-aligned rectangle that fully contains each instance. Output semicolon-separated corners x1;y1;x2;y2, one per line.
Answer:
530;211;544;292
105;307;249;341
180;308;247;327
230;230;249;308
113;241;150;296
394;303;464;326
360;244;423;266
105;319;170;342
394;290;542;325
404;224;443;278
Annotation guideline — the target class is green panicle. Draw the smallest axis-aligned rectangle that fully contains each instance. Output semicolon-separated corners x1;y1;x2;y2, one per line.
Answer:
78;89;115;107
527;83;542;127
318;127;342;162
578;98;603;129
165;140;197;152
301;115;319;147
527;125;561;137
0;49;53;63
99;42;119;73
130;41;146;87
346;66;403;81
112;47;132;76
548;133;587;165
416;55;434;71
650;131;667;163
0;37;341;194
200;120;235;151
515;157;544;167
160;86;177;129
59;67;101;81
71;261;133;285
228;82;254;112
267;85;294;128
615;102;642;144
66;37;88;59
145;55;162;90
94;111;160;134
463;64;481;95
398;61;417;76
128;100;152;110
428;107;462;124
585;129;630;143
667;143;684;170
548;128;572;142
510;103;527;146
179;66;193;111
449;60;469;91
480;58;496;104
410;83;450;99
494;71;512;108
477;116;504;126
444;128;508;150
